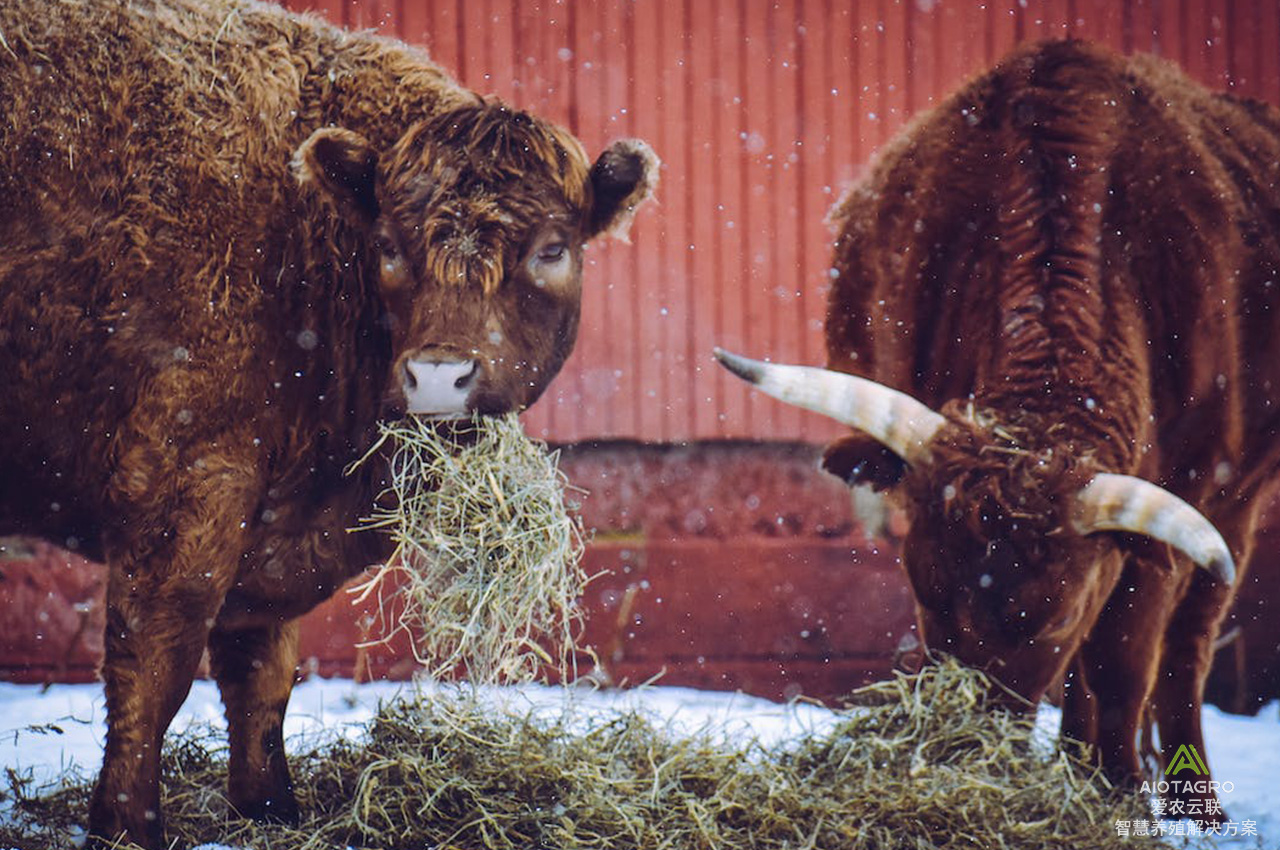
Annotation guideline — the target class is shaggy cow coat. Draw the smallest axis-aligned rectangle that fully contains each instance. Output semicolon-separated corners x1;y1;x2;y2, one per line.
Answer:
824;39;1280;819
0;1;656;847
721;39;1280;822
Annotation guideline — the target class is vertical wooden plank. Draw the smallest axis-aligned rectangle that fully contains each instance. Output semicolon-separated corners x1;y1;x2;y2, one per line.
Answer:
793;0;820;374
1260;0;1280;106
735;0;772;434
658;0;692;441
688;0;725;437
1180;0;1211;84
765;2;801;438
507;0;546;112
827;1;859;193
627;0;667;442
934;1;977;99
1127;0;1159;56
569;0;616;439
1162;0;1186;69
426;0;462;80
796;0;845;445
482;0;518;101
459;0;491;101
1203;0;1231;90
1225;0;1252;95
607;0;641;438
880;0;910;142
987;0;1020;63
852;4;879;164
304;0;345;27
1078;0;1125;51
1036;0;1075;40
712;0;752;437
909;0;938;111
352;0;393;33
960;1;991;89
397;0;432;50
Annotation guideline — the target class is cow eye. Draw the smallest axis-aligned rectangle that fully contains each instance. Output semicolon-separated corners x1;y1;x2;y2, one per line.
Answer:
536;242;567;264
376;237;399;261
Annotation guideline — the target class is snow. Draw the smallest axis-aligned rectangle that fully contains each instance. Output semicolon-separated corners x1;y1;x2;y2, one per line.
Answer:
1;677;1277;849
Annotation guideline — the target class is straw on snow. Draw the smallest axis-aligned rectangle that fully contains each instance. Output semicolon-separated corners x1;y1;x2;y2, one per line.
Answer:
347;413;590;685
0;660;1184;850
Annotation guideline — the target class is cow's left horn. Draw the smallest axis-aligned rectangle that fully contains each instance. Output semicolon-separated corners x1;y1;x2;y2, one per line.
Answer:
712;348;946;465
1070;473;1236;584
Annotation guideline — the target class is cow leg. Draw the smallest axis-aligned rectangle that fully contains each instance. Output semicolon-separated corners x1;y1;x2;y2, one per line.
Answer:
1153;567;1236;824
1059;652;1098;749
88;568;224;849
1074;551;1180;787
208;620;302;824
1153;504;1254;825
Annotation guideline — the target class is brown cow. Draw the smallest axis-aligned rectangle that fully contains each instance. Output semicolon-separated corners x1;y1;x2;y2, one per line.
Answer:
717;39;1280;821
0;0;656;846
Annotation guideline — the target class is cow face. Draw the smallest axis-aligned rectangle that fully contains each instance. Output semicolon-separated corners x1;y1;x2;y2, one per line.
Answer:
712;350;1235;706
294;104;657;418
896;420;1123;705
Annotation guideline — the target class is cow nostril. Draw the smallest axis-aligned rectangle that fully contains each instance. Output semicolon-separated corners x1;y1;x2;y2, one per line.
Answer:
403;363;418;391
454;361;479;390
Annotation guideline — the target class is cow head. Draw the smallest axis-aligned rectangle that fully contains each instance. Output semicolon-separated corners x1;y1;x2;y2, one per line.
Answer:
713;349;1235;705
293;103;658;418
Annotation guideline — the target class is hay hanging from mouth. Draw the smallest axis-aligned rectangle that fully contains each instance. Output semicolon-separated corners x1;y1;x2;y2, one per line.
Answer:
347;413;589;684
0;660;1182;850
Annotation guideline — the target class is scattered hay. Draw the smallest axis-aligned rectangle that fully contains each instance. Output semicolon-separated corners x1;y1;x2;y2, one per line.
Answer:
347;413;590;684
1;660;1209;850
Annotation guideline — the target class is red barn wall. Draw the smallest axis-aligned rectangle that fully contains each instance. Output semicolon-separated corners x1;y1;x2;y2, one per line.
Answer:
5;0;1280;708
286;0;1280;445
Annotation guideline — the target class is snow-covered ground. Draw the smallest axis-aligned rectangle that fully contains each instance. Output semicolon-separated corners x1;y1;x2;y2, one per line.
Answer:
1;677;1276;849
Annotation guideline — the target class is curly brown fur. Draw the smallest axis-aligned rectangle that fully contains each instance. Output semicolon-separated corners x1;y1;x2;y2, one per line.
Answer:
824;38;1280;820
0;1;656;847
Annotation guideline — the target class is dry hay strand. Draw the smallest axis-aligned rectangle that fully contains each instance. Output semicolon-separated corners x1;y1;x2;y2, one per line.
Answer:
1;660;1221;850
347;413;589;685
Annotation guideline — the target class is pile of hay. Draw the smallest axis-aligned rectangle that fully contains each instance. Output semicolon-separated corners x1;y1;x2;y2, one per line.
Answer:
0;660;1203;850
348;413;589;684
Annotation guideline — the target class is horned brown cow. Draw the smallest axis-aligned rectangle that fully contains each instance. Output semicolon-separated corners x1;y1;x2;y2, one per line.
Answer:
717;39;1280;821
0;0;656;846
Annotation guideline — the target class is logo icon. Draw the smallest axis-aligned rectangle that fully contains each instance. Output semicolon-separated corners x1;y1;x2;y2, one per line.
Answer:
1165;744;1209;776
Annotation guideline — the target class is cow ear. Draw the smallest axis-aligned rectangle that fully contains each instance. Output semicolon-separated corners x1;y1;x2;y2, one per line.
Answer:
586;139;660;242
292;127;380;225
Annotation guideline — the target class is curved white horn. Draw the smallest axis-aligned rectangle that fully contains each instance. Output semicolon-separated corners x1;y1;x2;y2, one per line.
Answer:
713;347;946;464
1070;472;1235;584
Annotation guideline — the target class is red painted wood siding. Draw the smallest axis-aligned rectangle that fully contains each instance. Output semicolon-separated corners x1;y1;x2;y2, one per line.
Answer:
282;0;1280;443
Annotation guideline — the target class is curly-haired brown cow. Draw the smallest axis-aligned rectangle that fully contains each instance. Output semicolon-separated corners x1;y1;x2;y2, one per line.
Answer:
0;0;656;846
718;39;1280;822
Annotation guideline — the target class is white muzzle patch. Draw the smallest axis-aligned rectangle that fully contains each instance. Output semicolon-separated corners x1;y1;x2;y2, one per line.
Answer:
403;358;478;416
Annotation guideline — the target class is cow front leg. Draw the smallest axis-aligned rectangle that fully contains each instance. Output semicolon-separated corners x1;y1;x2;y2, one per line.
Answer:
88;572;222;849
1074;552;1179;787
1153;567;1236;825
1059;652;1098;749
208;620;302;824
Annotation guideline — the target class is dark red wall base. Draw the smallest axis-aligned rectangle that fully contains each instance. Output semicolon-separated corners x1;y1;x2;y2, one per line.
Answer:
2;441;1277;710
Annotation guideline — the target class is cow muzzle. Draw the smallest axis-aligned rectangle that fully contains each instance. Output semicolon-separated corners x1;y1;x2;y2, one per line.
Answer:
401;356;480;417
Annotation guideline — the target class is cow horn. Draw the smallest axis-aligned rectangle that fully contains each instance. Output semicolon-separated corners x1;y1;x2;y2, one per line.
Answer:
1070;473;1236;584
712;348;946;464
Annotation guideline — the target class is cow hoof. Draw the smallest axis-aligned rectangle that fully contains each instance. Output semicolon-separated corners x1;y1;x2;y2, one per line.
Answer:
235;792;301;825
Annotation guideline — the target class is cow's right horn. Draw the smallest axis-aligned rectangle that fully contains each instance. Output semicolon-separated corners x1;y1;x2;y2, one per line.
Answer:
713;348;946;465
1070;472;1236;585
